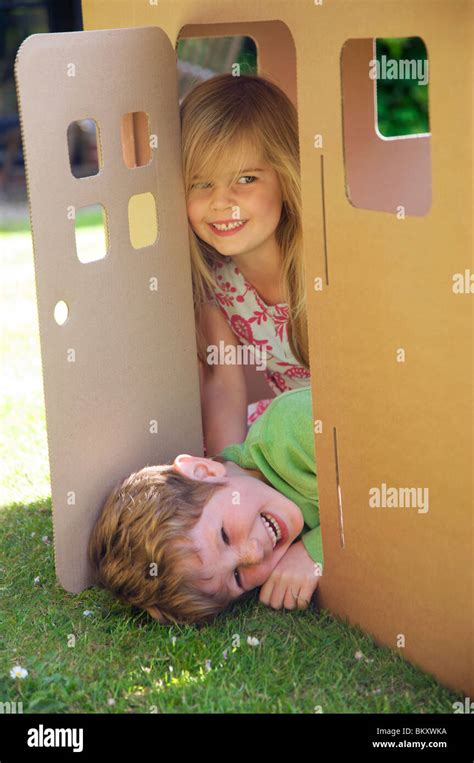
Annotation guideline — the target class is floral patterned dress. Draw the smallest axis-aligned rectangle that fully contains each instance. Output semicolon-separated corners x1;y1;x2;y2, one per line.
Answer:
209;256;311;426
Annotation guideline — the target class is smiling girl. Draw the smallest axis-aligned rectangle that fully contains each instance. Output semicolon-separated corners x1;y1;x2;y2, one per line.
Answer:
180;74;310;456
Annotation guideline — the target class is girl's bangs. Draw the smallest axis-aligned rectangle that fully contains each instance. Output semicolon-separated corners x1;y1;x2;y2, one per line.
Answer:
188;128;260;187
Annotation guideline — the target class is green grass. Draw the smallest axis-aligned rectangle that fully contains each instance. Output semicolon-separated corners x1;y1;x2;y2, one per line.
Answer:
0;228;462;713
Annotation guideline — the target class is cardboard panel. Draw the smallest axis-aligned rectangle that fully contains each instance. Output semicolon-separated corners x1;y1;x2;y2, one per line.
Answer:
15;26;203;593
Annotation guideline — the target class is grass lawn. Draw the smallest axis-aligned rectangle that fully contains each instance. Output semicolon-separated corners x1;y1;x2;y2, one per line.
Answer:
0;226;462;713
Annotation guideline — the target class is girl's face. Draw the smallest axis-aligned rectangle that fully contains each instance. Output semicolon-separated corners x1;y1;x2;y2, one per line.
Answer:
186;150;284;257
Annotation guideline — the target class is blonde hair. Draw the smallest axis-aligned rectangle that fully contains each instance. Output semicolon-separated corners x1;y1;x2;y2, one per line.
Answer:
88;461;255;626
180;73;309;369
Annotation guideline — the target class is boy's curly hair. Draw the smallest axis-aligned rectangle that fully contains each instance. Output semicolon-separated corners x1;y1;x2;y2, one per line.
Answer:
87;460;255;626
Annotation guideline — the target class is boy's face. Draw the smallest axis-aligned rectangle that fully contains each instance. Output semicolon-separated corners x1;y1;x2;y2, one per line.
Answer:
185;147;283;259
173;455;305;602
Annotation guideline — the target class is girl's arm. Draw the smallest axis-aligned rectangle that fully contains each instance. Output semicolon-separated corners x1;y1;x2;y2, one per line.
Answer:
198;302;248;456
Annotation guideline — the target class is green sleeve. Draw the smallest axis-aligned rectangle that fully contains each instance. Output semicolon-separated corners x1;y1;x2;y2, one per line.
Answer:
219;387;324;569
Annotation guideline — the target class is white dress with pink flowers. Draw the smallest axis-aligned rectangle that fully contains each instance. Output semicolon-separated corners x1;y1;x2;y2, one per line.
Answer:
209;257;311;425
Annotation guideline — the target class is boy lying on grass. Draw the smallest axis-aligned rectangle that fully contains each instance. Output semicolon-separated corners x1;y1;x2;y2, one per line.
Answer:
88;387;323;626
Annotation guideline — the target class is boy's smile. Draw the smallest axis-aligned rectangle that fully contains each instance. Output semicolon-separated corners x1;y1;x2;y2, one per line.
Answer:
172;455;305;601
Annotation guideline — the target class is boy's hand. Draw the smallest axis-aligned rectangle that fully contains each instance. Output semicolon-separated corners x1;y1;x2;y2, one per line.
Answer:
258;540;321;611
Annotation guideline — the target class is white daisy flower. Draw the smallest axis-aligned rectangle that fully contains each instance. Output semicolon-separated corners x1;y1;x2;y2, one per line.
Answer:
10;665;28;679
247;636;260;647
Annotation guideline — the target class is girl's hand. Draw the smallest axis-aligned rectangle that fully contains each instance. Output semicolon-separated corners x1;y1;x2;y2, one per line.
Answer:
258;540;320;611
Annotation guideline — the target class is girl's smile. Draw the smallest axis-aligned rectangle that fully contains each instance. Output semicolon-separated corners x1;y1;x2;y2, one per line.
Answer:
207;219;249;236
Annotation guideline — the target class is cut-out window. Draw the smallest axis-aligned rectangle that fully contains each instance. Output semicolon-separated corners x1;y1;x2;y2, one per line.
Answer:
341;37;431;216
375;38;429;138
67;119;101;178
121;111;152;169
128;192;158;249
74;203;108;264
177;35;257;101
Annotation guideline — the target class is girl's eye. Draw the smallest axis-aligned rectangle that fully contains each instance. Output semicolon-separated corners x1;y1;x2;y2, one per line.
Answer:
190;176;256;190
221;527;229;545
234;569;243;588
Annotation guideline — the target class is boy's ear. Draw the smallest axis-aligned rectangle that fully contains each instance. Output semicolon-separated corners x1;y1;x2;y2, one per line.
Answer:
173;454;226;481
145;605;169;624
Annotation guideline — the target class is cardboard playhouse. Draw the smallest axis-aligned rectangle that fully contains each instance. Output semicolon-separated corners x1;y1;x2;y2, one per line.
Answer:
14;0;473;698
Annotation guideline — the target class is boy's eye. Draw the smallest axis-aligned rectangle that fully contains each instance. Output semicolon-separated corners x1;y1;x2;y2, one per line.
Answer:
222;527;243;590
237;175;257;184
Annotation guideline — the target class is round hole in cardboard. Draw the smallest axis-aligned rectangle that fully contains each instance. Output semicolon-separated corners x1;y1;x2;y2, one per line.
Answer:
54;300;69;325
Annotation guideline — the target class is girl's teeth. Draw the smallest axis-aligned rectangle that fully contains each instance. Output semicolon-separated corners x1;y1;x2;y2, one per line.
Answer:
212;221;245;231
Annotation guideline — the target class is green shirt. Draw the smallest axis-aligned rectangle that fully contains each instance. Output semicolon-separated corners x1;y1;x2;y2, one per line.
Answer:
219;387;323;568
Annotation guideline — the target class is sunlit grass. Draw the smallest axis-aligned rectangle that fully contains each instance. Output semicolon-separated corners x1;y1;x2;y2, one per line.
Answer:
0;230;50;506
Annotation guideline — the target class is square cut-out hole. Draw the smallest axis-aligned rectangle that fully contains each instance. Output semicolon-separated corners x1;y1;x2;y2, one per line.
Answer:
74;204;108;263
128;192;158;249
68;118;101;178
121;111;152;168
341;37;432;216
